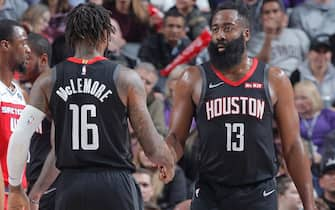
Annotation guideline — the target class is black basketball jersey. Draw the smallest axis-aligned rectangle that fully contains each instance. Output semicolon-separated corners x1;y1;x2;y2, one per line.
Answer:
49;56;134;171
196;58;277;186
26;118;51;183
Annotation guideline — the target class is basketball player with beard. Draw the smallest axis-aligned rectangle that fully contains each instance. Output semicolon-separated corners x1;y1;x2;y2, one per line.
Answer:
160;2;316;210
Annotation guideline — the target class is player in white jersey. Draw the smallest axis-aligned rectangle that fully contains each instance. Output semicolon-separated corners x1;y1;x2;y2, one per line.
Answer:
0;19;30;209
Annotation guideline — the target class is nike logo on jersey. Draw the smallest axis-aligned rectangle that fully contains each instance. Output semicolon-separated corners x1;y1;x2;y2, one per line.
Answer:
195;188;200;198
263;189;275;197
209;82;224;89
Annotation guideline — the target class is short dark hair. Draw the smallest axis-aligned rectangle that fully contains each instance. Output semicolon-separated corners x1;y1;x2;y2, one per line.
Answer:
261;0;285;13
210;1;250;28
163;9;185;25
65;3;114;50
28;33;52;63
0;19;22;42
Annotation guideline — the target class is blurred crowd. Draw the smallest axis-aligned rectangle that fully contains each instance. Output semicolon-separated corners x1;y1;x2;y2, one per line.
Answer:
1;0;335;210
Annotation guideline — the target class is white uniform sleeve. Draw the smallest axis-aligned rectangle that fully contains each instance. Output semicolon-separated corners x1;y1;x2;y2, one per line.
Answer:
7;105;46;186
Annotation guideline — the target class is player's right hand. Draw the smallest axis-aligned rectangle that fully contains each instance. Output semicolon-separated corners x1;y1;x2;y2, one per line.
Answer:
159;164;175;184
8;185;30;210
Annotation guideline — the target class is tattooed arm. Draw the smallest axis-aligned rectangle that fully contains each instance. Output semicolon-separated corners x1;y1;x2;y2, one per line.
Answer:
116;66;175;182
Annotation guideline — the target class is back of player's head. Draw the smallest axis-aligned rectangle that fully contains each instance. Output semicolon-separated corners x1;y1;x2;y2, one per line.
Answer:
65;3;115;49
0;19;22;42
210;1;250;28
28;33;52;63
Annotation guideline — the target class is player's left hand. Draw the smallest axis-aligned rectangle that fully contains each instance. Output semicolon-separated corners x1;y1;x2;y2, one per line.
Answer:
8;185;30;210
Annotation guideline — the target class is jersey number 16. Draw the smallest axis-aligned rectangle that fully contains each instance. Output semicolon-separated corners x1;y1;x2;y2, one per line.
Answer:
70;104;99;150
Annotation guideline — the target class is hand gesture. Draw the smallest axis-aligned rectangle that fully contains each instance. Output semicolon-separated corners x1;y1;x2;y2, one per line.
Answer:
7;186;29;210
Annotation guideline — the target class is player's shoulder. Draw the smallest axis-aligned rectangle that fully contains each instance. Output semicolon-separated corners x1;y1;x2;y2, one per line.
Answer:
267;66;292;94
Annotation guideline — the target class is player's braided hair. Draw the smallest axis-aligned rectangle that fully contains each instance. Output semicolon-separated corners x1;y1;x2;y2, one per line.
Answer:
65;3;115;50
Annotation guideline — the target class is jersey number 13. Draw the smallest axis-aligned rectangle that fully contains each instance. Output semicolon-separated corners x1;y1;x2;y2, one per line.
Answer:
225;123;244;151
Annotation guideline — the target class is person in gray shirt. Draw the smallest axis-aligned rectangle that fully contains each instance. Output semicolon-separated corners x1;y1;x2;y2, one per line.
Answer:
290;34;335;108
247;0;310;76
289;0;335;40
0;0;28;21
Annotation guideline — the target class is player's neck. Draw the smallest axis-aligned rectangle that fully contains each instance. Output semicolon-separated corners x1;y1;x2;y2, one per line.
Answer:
0;65;14;88
74;46;104;60
221;54;252;75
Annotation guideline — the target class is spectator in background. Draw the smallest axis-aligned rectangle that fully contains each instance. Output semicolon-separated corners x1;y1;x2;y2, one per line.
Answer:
315;198;331;210
166;0;208;41
103;0;150;43
105;18;139;68
41;0;72;43
319;151;335;210
289;0;335;40
0;0;28;21
277;175;303;210
135;62;167;136
21;3;51;36
294;80;335;154
138;10;194;89
247;0;309;76
241;0;264;34
133;168;155;204
290;34;335;108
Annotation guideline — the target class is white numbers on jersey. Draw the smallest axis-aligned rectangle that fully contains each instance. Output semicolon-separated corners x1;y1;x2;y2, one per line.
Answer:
69;104;99;150
225;123;244;151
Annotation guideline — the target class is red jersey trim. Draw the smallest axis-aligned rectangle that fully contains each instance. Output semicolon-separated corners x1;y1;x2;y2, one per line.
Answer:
67;56;107;64
210;58;258;87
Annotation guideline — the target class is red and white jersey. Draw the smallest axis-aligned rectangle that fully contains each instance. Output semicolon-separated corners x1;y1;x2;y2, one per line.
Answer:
0;80;26;187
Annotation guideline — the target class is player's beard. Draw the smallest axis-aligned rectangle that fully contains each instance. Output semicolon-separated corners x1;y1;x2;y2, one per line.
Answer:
208;33;245;71
16;63;27;74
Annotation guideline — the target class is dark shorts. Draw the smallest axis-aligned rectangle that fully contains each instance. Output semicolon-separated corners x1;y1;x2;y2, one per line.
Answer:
55;169;143;210
191;178;277;210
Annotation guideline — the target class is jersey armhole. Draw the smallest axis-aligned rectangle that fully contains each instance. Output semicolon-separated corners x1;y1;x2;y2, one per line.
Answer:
263;64;273;114
196;65;207;116
112;64;128;112
48;65;59;117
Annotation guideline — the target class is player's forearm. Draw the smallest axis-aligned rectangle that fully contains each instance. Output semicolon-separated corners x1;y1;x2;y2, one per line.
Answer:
29;150;59;201
166;132;185;162
145;135;175;168
284;140;315;210
7;105;45;186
